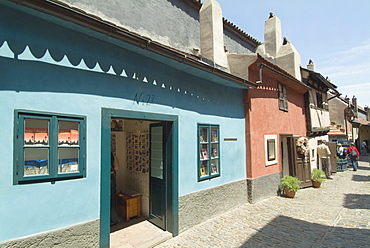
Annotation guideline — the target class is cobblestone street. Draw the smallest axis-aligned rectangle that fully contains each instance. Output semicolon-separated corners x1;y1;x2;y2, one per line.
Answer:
157;158;370;248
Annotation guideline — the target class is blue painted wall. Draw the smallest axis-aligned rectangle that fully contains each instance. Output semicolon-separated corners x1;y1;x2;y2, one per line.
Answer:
0;2;246;241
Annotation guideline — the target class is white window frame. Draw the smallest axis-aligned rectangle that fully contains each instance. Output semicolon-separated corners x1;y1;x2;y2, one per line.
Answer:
265;135;278;166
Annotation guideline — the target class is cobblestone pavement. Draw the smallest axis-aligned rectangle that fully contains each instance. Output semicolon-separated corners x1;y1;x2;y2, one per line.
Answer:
157;157;370;248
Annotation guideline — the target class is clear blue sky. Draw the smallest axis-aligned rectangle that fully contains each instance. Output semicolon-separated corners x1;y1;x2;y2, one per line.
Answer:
207;0;370;108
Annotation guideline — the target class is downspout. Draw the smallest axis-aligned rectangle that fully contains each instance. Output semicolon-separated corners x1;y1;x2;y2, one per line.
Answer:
257;63;263;84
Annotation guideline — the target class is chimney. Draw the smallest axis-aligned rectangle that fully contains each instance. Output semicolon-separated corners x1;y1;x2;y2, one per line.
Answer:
276;37;301;80
365;106;370;121
264;12;282;58
200;0;228;70
307;59;315;71
352;96;358;118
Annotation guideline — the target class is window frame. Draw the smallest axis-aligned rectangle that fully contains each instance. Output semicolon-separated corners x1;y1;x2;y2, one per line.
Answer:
198;124;220;181
265;135;278;166
14;110;86;184
278;82;288;111
316;92;323;109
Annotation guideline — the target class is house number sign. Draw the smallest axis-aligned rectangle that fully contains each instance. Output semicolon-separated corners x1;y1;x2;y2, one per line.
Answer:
133;92;155;105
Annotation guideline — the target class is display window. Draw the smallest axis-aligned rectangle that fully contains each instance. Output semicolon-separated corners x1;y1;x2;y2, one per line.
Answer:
198;124;220;180
14;110;86;184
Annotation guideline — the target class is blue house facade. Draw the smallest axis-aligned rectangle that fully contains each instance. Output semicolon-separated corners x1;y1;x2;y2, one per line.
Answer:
0;1;256;247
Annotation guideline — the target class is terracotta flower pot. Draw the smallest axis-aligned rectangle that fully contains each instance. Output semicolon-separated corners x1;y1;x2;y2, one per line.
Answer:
312;180;322;188
284;188;296;198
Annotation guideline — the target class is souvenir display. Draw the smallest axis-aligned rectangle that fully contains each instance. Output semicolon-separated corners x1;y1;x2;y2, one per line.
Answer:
126;130;149;173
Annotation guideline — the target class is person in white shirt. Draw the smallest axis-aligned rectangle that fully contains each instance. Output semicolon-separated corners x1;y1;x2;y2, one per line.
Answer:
317;140;332;179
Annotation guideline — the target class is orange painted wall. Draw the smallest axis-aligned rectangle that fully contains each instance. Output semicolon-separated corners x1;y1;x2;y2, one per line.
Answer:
245;70;307;179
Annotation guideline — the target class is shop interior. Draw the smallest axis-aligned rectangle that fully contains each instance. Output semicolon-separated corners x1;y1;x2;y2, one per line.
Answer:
110;118;156;232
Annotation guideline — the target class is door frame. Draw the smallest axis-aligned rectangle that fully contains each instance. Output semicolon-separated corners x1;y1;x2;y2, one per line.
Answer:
100;108;178;248
280;134;295;177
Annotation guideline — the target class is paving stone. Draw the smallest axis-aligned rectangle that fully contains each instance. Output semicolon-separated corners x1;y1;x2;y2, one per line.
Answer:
156;157;370;248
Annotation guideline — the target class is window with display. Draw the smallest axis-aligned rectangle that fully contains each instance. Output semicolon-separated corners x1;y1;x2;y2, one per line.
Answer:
14;110;86;184
198;124;220;180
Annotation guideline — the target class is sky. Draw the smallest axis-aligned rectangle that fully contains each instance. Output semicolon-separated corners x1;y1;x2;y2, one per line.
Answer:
209;0;370;108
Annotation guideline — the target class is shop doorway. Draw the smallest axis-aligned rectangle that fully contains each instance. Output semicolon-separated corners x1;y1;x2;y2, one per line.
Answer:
281;134;312;187
100;108;178;248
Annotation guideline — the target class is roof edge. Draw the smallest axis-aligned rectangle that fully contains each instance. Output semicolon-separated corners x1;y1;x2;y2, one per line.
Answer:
6;0;257;88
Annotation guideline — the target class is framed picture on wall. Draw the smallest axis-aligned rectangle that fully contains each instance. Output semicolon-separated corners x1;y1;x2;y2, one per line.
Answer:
111;119;124;131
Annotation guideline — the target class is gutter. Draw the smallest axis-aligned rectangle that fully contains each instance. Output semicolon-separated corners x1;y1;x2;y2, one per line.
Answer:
9;0;257;88
257;63;311;90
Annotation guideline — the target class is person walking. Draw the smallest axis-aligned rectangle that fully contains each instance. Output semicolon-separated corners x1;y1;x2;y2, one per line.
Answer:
317;140;333;179
361;140;368;156
336;143;345;159
347;142;360;171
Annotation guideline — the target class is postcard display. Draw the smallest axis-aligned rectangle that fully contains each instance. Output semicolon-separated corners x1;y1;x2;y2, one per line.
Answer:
199;126;219;178
126;130;150;173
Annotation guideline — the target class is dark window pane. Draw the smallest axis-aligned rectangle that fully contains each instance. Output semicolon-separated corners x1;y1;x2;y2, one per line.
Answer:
24;118;49;145
24;148;49;176
58;148;79;173
58;121;79;146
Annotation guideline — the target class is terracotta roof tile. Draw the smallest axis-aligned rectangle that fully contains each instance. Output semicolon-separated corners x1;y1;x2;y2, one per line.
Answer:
328;125;346;135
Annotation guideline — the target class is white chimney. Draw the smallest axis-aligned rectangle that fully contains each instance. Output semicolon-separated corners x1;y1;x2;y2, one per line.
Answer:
200;0;228;70
264;13;282;58
352;96;358;118
276;37;301;80
307;59;315;71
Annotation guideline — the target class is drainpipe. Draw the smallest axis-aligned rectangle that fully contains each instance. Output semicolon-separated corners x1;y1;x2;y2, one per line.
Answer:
256;64;263;84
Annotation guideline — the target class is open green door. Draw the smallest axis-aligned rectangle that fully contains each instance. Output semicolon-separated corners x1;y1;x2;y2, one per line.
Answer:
149;123;167;229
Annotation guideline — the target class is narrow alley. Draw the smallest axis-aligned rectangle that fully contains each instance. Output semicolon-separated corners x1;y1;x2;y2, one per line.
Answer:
157;157;370;248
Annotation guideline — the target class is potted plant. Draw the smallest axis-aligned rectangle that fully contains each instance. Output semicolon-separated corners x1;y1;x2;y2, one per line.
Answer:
280;175;300;198
311;168;326;188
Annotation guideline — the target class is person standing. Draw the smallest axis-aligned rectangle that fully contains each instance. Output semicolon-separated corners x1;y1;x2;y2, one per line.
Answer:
347;142;360;171
317;140;333;179
361;140;368;156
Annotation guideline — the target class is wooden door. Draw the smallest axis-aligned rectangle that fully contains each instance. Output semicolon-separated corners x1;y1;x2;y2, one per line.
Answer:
293;136;312;187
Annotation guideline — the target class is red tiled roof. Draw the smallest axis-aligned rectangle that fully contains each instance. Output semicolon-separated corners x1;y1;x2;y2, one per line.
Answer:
327;125;346;135
353;118;370;126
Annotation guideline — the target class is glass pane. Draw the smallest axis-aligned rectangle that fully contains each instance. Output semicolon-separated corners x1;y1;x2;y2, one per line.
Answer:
200;160;208;177
211;127;218;142
200;144;209;160
24;148;49;176
267;139;276;161
58;121;79;146
150;126;163;179
199;127;208;143
211;144;218;158
58;148;79;173
24;118;49;145
211;159;219;175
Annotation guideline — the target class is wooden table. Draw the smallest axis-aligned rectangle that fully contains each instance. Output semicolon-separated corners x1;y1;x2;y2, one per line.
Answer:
116;193;141;222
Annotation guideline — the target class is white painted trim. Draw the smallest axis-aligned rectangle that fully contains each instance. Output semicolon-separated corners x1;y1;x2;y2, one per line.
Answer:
265;135;278;166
